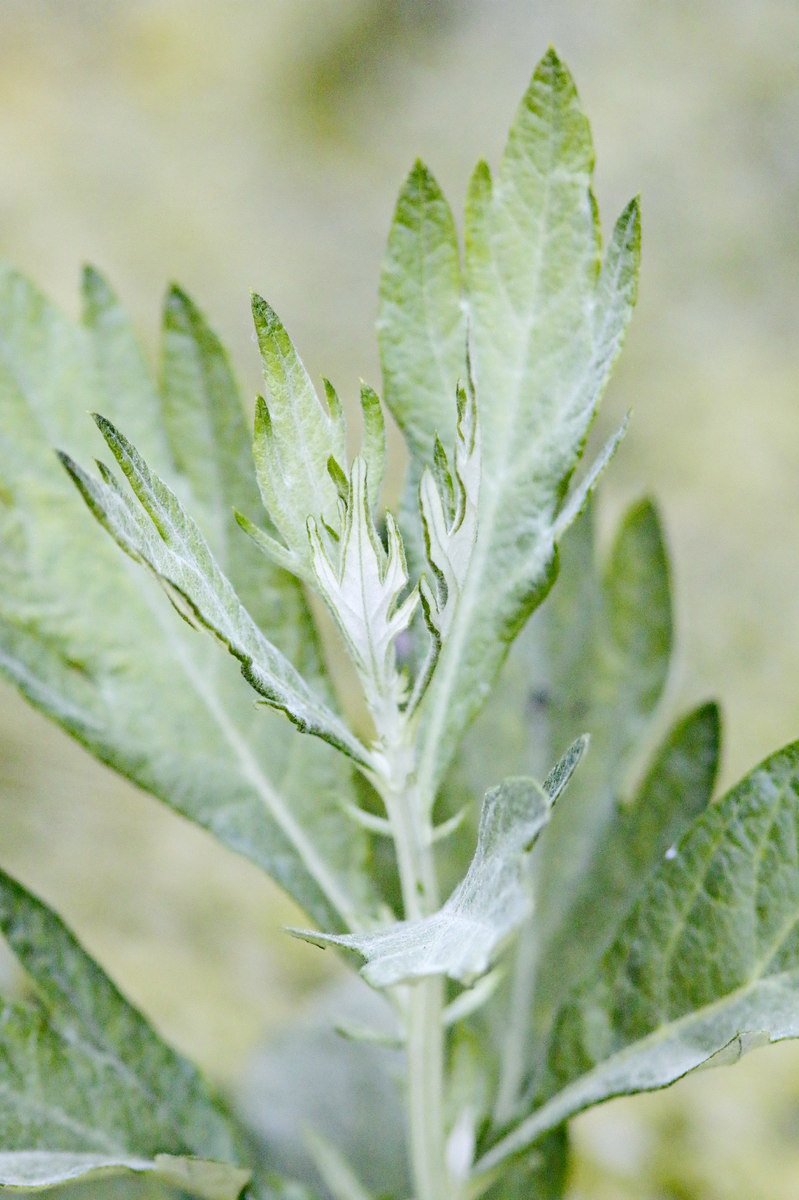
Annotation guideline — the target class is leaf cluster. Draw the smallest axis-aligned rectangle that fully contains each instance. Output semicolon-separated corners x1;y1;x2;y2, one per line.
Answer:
0;46;797;1200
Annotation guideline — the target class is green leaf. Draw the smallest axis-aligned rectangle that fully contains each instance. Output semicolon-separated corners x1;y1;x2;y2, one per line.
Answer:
81;267;171;477
416;382;479;658
532;498;672;961
0;264;373;930
409;49;640;804
484;500;672;1121
476;740;799;1174
356;382;386;512
83;267;326;678
479;1128;568;1200
250;295;347;580
292;773;564;987
377;159;466;469
309;456;417;720
531;702;721;1050
0;1153;250;1199
61;414;367;767
160;287;305;633
0;867;248;1197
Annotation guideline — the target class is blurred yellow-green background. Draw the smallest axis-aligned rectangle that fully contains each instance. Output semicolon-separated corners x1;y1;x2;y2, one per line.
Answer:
1;2;799;1196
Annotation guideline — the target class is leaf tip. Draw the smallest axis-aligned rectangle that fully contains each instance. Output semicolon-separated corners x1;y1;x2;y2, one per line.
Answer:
164;280;194;320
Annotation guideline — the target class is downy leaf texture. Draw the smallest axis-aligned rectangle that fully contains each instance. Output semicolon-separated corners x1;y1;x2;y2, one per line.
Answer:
528;500;673;1006
0;264;373;931
250;294;348;582
291;744;586;989
476;740;799;1173
417;381;480;658
378;49;641;806
0;867;248;1198
530;701;721;1048
309;456;417;724
0;1154;250;1198
472;500;675;1123
60;413;366;768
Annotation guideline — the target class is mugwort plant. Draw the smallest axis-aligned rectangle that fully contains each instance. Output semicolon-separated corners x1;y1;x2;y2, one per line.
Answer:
1;48;798;1200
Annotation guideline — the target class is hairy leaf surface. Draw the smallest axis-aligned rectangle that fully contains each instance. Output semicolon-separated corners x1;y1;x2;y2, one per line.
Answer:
0;264;372;930
250;296;347;580
293;774;563;987
476;741;799;1173
309;456;417;721
530;499;673;956
469;500;672;1121
0;868;247;1197
531;702;720;1049
0;1153;249;1198
61;415;365;765
401;50;641;804
378;159;466;467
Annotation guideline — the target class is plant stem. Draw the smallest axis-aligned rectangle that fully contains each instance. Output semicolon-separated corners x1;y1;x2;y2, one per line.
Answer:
375;723;452;1200
407;974;449;1200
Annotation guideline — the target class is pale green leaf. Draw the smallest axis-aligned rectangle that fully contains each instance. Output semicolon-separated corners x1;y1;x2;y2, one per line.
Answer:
531;703;720;1049
0;1153;249;1199
357;382;386;511
377;159;466;468
85;271;321;670
60;414;367;767
292;775;558;987
160;286;309;635
81;267;171;476
476;741;799;1174
532;499;672;959
308;456;417;720
0;264;373;930
251;295;346;579
410;49;641;803
552;415;629;540
161;285;255;538
0;868;247;1195
469;501;671;1121
416;382;479;656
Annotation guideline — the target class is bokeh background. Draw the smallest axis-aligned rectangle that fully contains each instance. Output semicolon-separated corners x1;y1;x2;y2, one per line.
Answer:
1;1;799;1196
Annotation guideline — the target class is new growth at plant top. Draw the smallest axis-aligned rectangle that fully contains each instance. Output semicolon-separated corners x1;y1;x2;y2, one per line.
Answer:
1;46;798;1200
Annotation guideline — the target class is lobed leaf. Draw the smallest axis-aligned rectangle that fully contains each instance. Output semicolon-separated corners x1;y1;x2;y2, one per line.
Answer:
476;741;799;1174
309;456;417;722
160;287;286;622
356;382;386;513
398;50;641;806
291;772;567;988
416;382;480;658
61;414;367;766
0;264;373;930
81;267;172;476
251;295;347;580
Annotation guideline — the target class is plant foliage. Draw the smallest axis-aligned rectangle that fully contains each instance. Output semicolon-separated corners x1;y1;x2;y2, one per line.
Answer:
0;46;796;1200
